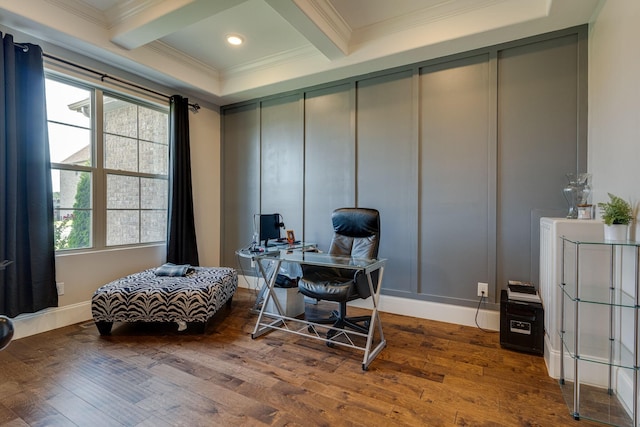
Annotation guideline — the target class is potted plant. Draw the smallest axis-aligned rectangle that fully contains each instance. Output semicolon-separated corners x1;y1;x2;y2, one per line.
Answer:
597;193;633;241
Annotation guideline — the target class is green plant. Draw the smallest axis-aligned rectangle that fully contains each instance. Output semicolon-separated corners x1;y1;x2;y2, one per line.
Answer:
597;193;633;225
67;173;91;248
54;214;73;250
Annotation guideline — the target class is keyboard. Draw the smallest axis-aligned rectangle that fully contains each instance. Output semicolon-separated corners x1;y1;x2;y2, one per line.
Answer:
269;240;300;246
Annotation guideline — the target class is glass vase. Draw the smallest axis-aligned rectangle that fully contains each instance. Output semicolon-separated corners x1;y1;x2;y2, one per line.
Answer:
563;173;592;219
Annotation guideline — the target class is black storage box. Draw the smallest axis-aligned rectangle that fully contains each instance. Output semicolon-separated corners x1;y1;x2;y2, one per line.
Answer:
500;289;544;355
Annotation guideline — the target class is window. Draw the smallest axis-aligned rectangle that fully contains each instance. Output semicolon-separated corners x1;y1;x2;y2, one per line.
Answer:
46;77;169;251
103;95;169;246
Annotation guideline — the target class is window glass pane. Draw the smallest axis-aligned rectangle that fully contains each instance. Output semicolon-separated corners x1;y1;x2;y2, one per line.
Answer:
106;210;139;246
139;106;168;143
141;211;167;243
141;178;168;209
107;174;139;209
52;170;92;250
45;79;91;127
54;209;92;250
54;170;92;209
105;134;138;172
104;96;137;138
140;140;168;175
48;123;91;165
46;78;92;166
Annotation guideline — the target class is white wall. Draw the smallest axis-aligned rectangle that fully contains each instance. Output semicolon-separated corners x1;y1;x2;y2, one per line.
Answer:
190;105;222;267
12;105;221;339
51;107;221;304
589;0;640;236
51;104;222;307
0;23;224;321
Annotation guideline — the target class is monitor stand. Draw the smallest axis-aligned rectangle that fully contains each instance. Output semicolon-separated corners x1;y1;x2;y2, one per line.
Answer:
263;239;275;248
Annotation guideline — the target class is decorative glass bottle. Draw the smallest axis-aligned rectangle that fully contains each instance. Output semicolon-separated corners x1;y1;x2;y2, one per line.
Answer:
563;173;592;219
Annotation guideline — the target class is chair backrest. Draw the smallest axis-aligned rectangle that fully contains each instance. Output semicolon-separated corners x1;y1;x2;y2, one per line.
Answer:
328;208;380;298
329;208;380;259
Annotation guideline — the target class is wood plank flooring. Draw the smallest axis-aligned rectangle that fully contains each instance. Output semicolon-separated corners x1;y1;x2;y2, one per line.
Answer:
0;288;601;426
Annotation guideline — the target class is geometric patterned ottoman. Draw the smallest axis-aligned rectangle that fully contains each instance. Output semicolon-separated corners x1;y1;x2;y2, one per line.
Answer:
91;266;237;335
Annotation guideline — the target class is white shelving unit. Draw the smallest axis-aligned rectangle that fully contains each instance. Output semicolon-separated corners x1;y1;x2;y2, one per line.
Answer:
540;218;606;378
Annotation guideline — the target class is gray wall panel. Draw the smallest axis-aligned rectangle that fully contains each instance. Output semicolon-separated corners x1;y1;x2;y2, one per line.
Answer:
420;54;491;301
357;71;418;294
260;95;304;237
304;84;355;251
497;34;585;288
221;103;259;268
221;26;588;309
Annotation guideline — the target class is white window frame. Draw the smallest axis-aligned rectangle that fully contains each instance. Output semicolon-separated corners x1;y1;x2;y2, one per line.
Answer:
47;74;170;252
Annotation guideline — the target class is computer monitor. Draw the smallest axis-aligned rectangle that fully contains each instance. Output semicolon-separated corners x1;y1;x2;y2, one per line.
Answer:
259;213;283;247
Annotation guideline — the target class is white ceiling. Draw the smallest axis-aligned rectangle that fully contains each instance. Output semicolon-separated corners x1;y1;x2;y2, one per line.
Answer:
0;0;601;106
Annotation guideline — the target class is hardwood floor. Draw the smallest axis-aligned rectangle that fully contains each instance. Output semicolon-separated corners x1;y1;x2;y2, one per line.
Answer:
0;288;600;426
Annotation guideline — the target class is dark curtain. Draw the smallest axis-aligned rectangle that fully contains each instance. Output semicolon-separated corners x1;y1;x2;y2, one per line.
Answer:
0;33;57;317
166;95;199;266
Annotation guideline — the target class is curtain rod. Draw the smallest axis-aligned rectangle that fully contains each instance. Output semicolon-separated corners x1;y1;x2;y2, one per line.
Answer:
11;41;199;112
13;42;28;52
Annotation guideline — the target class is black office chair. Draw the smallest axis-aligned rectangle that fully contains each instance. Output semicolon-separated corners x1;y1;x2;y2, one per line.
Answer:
298;207;380;342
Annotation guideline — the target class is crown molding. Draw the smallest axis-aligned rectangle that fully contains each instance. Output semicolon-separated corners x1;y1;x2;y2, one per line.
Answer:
299;0;351;48
266;0;350;59
222;43;321;78
149;40;220;79
103;0;164;29
44;0;106;26
352;0;508;45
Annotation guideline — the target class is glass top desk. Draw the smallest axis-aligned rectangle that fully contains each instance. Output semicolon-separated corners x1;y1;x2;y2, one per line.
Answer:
240;247;387;370
236;242;316;312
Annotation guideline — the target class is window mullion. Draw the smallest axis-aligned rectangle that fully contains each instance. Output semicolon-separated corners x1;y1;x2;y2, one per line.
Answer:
137;106;142;244
94;89;106;249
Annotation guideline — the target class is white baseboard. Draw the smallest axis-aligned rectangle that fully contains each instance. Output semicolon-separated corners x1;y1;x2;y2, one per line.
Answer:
11;301;92;340
238;274;500;331
10;276;499;341
544;334;561;379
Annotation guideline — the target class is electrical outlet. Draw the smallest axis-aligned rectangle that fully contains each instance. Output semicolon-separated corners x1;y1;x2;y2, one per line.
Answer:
477;282;488;298
56;282;64;296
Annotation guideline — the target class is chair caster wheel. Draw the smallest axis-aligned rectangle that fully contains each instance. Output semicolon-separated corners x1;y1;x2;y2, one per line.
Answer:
326;328;337;347
308;325;314;333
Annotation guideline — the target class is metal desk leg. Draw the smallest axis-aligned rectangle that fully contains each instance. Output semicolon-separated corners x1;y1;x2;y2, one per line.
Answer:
251;258;285;338
251;259;278;312
362;266;386;370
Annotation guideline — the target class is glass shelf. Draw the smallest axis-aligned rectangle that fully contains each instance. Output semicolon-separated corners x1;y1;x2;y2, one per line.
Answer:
559;283;638;308
561;236;640;247
559;380;633;427
558;329;638;370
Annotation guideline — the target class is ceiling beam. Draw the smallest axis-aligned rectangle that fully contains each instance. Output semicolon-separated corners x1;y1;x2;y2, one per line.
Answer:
109;0;247;50
265;0;350;60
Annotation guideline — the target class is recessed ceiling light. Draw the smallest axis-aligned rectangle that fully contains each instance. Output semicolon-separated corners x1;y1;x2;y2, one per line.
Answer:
226;34;244;46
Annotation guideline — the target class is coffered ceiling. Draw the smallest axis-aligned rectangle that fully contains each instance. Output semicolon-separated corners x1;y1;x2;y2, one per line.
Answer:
0;0;601;105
